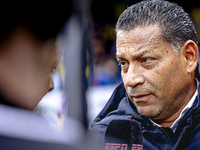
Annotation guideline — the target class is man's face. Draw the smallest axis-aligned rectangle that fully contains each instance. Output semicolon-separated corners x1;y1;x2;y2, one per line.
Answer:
116;25;191;120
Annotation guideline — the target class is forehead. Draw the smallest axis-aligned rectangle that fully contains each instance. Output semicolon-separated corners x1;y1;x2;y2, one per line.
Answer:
116;25;164;54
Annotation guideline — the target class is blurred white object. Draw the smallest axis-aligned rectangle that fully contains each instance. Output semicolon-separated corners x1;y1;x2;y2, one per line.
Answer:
0;104;84;144
86;84;119;124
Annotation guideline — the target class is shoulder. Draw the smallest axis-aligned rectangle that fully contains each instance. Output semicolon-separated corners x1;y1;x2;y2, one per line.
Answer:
0;104;83;144
177;120;200;149
92;97;134;127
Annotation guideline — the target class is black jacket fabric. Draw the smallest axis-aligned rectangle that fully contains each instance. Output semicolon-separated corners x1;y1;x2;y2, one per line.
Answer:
91;79;200;150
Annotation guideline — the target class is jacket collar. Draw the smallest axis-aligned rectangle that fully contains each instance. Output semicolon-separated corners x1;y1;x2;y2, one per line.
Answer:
190;78;200;116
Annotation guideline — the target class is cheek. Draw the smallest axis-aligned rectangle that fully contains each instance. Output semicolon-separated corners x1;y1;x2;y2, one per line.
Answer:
152;58;188;99
121;70;125;81
36;71;52;94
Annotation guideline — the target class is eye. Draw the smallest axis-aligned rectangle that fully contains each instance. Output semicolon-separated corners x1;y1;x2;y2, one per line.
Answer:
139;57;159;69
140;57;154;63
140;58;150;62
118;60;129;73
118;61;126;66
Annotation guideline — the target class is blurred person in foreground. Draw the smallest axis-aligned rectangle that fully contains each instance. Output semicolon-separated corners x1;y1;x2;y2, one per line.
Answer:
0;0;84;147
91;0;200;149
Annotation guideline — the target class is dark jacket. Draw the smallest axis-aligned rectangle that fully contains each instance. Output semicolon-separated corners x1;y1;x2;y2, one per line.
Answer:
90;79;200;150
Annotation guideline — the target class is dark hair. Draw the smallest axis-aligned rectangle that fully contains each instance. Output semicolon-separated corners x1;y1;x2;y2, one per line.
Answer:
0;0;72;42
115;0;197;52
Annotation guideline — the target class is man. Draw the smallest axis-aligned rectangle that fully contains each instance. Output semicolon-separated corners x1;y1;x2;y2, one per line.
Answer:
91;0;200;149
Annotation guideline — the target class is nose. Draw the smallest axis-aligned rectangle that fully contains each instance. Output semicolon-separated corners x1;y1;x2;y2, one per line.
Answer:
49;78;55;92
124;65;145;88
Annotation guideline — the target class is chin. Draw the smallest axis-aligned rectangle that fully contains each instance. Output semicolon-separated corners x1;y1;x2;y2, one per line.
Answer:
137;107;161;118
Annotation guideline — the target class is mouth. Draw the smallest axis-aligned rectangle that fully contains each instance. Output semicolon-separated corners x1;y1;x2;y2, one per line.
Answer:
131;94;151;102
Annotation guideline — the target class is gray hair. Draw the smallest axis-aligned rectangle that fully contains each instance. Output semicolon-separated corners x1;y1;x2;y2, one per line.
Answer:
115;0;197;53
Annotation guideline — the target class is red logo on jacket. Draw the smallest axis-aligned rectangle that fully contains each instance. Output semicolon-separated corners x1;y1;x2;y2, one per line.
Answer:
105;143;143;150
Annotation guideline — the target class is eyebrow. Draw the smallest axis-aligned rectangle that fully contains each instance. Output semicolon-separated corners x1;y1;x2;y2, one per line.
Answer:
116;50;150;60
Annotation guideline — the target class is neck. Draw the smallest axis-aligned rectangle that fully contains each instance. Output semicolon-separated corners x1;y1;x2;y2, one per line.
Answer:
154;108;183;127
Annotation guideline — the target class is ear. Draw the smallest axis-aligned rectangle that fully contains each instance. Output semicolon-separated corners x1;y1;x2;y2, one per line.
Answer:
181;40;199;74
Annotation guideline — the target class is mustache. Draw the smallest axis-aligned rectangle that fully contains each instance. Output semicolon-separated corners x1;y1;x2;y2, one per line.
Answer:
126;86;153;96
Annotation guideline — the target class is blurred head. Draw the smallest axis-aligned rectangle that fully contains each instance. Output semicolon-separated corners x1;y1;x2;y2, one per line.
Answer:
116;0;198;120
0;0;72;110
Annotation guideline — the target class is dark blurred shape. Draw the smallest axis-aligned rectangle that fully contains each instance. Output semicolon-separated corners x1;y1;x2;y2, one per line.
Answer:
105;119;143;150
0;0;72;43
